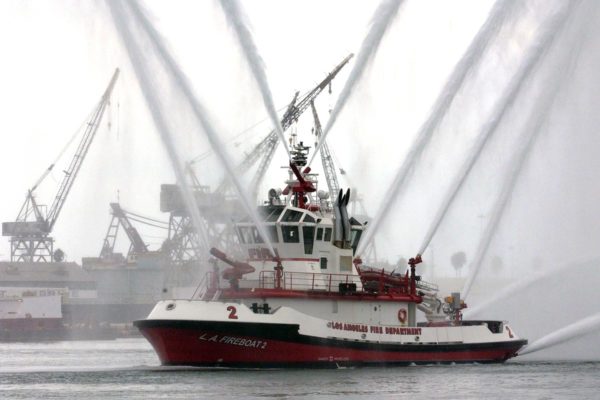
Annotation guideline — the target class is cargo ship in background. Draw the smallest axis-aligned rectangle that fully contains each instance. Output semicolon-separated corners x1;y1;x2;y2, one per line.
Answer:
135;137;527;368
0;294;63;341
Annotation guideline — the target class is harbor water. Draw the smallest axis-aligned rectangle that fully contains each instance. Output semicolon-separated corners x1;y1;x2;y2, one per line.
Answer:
0;339;598;399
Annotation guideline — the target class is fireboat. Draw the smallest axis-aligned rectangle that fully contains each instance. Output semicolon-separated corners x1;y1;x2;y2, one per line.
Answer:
135;141;527;368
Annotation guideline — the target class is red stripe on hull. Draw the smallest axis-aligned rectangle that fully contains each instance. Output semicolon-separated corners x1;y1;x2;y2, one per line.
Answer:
140;326;522;367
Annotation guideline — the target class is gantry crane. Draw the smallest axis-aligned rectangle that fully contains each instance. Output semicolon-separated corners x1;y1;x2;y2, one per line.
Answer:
2;69;120;262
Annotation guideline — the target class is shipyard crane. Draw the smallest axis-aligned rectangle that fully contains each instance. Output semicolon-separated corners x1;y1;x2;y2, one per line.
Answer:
217;54;354;195
2;69;120;262
100;202;150;261
310;100;341;203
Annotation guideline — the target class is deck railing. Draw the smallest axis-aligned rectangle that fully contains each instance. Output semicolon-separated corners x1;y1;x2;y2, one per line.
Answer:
193;268;430;298
416;279;439;293
191;271;218;300
259;271;363;292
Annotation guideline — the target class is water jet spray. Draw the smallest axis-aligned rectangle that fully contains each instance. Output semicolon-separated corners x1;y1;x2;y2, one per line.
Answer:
219;0;290;158
124;0;277;257
464;257;600;318
310;0;405;167
520;312;600;356
106;0;211;258
356;0;517;257
461;0;589;298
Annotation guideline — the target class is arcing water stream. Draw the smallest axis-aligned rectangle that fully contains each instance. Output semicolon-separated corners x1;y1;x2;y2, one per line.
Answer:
123;0;277;257
218;0;290;157
464;258;600;318
106;0;210;256
310;0;404;167
461;0;592;298
356;0;517;257
520;313;600;355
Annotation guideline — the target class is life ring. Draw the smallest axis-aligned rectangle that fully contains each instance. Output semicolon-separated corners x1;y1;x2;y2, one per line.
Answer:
398;308;407;324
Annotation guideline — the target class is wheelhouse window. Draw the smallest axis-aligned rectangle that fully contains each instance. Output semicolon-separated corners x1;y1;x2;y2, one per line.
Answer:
281;226;300;243
237;226;254;244
281;210;303;222
265;207;285;222
303;226;315;254
320;257;328;269
252;226;263;243
316;228;323;241
303;214;316;223
324;228;332;242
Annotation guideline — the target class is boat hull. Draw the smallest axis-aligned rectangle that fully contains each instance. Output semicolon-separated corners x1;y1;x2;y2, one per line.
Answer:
135;319;527;368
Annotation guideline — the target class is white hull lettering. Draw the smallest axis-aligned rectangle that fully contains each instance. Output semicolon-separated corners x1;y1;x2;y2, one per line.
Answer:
327;322;422;336
219;335;268;349
199;333;220;342
198;332;267;349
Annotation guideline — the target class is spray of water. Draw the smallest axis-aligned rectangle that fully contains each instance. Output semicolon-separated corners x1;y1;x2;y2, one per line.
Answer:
461;1;587;298
356;0;516;257
106;0;210;256
309;0;404;166
520;312;600;355
464;258;600;318
218;0;289;158
124;0;277;257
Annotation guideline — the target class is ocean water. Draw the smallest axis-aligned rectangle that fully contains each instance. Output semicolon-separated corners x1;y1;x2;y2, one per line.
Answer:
0;339;598;399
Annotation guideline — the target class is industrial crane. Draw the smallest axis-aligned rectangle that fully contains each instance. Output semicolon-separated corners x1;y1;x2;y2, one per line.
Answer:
217;54;354;195
2;69;120;262
99;202;150;261
310;100;340;203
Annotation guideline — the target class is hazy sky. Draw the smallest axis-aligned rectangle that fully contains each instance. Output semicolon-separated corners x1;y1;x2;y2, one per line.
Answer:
0;0;495;263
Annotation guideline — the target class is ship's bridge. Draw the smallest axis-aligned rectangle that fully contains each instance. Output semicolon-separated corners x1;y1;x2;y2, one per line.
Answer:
233;204;364;276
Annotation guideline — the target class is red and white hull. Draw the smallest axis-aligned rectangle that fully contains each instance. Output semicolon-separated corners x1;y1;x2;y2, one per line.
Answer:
135;300;527;368
135;137;528;368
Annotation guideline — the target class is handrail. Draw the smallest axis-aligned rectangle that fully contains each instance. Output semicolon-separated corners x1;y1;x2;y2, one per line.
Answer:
416;279;439;293
258;270;362;292
191;271;217;300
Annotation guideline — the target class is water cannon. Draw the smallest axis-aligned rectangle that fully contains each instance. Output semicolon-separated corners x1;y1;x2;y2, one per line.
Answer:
407;254;423;296
408;254;423;267
273;257;284;289
209;247;255;289
444;293;467;309
444;292;467;322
